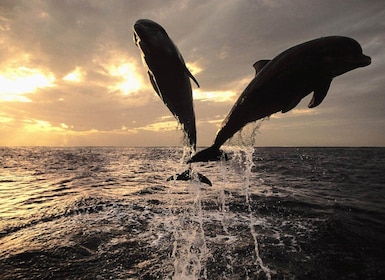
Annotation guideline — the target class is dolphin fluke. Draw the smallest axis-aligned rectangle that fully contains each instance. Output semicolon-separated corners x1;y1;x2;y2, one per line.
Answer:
188;146;228;163
166;169;212;186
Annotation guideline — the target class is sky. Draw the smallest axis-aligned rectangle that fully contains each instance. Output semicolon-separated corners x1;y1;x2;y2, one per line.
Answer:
0;0;384;147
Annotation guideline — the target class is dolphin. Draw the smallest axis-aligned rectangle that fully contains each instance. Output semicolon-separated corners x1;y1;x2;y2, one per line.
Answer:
133;19;211;185
133;19;199;151
188;36;371;163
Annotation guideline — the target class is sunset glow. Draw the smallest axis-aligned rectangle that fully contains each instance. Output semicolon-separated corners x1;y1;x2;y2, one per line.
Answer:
108;62;144;95
193;89;237;102
0;1;382;147
0;67;55;102
136;120;179;132
63;67;84;82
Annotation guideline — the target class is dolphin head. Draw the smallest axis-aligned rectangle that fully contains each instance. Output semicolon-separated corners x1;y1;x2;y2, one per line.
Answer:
133;19;171;56
319;37;371;77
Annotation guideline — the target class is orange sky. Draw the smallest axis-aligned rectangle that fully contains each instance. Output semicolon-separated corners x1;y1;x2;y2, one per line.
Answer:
1;1;384;147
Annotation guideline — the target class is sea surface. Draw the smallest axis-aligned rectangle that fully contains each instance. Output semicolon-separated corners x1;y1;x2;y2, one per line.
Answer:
0;146;384;280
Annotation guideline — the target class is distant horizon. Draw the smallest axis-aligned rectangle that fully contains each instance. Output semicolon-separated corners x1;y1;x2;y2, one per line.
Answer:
2;145;384;148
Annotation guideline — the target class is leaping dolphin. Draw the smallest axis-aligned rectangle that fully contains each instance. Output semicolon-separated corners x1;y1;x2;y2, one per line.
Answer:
133;19;211;185
188;36;371;163
133;19;199;151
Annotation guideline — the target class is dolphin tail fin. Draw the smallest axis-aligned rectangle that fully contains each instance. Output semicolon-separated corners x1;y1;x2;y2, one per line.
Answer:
166;169;212;186
187;146;228;163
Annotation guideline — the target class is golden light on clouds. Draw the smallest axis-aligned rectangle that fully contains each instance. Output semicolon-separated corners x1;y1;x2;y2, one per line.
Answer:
186;61;203;75
63;67;84;82
134;116;179;132
270;108;319;119
193;89;236;102
24;119;66;133
92;47;146;95
108;62;144;95
0;115;14;123
0;66;55;102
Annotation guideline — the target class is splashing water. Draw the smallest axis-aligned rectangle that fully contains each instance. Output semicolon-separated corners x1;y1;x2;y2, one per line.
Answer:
166;159;210;279
227;145;272;280
226;121;272;278
159;144;214;279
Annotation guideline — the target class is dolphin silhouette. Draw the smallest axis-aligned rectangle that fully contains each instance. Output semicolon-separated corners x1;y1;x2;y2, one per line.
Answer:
134;19;211;185
188;36;371;163
133;19;199;151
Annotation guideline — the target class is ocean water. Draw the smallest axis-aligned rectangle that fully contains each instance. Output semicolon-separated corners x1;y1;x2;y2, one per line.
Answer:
0;146;384;280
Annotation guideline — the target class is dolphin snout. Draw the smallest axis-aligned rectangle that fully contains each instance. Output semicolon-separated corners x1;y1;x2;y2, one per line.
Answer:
347;54;371;67
357;54;372;67
362;54;371;66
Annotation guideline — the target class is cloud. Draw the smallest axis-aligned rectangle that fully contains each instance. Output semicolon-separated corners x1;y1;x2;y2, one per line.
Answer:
0;67;55;101
193;89;237;103
0;0;383;146
63;67;84;82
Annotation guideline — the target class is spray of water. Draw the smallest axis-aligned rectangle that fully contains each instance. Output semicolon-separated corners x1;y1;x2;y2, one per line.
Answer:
167;149;210;279
242;146;272;280
165;119;272;279
226;120;272;279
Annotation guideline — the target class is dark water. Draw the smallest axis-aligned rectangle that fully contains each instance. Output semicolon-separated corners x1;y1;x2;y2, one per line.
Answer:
0;147;384;279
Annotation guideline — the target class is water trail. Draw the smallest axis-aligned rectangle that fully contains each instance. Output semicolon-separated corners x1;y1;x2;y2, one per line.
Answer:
223;120;270;278
192;182;209;279
218;159;230;235
217;158;235;278
170;183;209;279
243;146;272;280
168;149;210;279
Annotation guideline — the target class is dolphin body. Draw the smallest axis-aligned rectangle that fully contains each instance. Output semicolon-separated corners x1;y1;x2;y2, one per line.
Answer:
133;19;199;151
134;19;212;185
188;36;371;163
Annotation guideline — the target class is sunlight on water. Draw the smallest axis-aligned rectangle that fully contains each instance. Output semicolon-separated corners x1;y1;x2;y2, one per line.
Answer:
1;147;384;279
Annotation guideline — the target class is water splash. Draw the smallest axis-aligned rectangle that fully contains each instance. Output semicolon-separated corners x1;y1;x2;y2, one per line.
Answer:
168;185;210;279
230;145;272;280
245;147;272;280
166;155;210;279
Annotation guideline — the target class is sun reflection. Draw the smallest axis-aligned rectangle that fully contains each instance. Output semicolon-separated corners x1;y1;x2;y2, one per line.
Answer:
0;66;55;102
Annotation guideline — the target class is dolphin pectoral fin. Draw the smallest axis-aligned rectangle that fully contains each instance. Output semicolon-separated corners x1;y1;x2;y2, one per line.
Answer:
308;79;332;108
166;169;212;186
253;60;271;75
183;64;200;88
187;146;228;163
197;172;212;186
282;98;302;113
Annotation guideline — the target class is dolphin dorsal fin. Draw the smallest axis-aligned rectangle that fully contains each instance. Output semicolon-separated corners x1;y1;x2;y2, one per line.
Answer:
308;79;332;108
253;60;271;75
